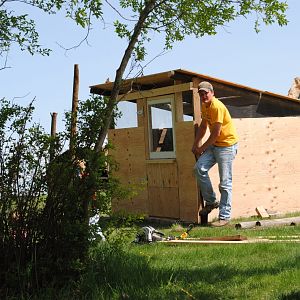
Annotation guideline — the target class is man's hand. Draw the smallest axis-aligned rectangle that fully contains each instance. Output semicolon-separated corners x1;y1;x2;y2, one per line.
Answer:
192;145;204;159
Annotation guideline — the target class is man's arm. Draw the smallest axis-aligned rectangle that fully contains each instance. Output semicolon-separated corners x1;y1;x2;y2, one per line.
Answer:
192;122;222;157
192;119;207;155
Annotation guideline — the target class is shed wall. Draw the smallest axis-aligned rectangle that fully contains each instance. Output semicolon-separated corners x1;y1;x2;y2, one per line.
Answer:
208;116;300;220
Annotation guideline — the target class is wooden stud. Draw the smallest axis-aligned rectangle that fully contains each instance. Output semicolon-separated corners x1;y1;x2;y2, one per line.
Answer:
136;98;144;127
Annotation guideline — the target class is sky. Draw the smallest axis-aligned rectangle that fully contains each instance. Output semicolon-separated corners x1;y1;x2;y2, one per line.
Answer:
1;0;299;133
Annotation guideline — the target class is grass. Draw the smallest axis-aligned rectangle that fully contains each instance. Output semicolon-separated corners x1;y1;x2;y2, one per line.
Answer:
35;215;300;300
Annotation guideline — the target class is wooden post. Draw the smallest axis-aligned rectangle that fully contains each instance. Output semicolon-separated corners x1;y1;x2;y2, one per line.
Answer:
51;112;57;137
50;112;57;161
70;64;79;154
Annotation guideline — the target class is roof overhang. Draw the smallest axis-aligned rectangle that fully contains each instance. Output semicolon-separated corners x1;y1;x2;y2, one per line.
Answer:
89;69;300;105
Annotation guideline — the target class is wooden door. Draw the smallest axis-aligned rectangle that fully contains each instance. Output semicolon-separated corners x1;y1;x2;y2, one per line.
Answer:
146;161;180;219
108;127;148;214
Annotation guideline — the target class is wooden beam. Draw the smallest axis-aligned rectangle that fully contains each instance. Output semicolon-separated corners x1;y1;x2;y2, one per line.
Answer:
200;235;247;241
136;98;145;127
175;91;184;122
117;82;193;101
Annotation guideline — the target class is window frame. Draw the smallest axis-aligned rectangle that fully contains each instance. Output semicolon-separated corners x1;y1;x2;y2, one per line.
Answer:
147;94;176;159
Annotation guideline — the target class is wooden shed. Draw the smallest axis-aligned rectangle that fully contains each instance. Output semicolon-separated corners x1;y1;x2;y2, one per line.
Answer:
90;69;300;223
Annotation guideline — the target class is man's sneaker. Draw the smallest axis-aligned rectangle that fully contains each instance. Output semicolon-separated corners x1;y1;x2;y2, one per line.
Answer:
211;219;230;227
200;201;220;215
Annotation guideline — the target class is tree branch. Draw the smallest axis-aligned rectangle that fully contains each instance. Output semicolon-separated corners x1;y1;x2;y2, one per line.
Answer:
104;0;137;22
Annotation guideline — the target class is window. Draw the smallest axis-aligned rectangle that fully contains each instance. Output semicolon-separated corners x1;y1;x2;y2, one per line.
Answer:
148;95;176;159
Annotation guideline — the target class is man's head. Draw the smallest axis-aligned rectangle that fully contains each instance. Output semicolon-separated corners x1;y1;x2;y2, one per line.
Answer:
198;81;214;105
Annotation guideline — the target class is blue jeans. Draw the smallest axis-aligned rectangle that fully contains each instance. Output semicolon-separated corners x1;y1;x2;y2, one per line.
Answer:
194;143;238;220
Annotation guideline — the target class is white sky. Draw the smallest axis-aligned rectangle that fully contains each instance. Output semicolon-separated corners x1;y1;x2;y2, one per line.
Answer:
1;0;299;132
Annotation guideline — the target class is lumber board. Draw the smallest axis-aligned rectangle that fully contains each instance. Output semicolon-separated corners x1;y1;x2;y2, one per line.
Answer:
199;235;247;241
255;206;270;218
162;239;300;244
117;82;193;101
175;91;184;122
136;99;145;128
176;121;199;222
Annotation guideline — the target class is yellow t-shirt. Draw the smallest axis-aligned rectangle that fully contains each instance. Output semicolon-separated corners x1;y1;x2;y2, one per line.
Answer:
201;97;238;147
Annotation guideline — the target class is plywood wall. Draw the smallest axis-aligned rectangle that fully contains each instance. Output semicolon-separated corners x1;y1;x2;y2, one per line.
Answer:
108;127;148;214
207;116;300;220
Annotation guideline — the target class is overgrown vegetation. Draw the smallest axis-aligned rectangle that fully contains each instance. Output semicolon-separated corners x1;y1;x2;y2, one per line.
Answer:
0;96;139;298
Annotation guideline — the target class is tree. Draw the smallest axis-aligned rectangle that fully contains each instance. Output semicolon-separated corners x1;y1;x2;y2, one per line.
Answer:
0;0;102;69
1;0;288;144
88;0;289;151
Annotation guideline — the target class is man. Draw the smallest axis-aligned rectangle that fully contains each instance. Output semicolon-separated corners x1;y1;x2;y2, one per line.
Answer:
192;81;238;227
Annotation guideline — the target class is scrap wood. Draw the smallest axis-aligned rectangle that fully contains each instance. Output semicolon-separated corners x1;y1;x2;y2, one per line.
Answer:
255;206;270;218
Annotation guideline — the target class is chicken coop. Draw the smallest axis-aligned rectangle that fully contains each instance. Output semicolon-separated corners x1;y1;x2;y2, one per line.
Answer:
90;69;300;223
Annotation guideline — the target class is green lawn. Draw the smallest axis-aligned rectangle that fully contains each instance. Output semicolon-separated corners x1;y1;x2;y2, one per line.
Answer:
76;219;300;300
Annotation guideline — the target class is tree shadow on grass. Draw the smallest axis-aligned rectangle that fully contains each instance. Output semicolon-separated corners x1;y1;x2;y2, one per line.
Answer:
279;291;300;300
78;243;299;300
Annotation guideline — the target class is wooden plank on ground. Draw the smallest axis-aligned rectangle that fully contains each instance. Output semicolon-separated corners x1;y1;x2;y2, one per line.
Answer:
200;235;247;241
255;206;270;218
162;238;300;245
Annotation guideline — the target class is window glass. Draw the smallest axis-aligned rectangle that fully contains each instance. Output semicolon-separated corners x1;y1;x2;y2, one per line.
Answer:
148;96;175;159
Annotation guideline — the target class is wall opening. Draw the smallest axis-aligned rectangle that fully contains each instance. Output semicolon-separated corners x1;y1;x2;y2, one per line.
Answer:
115;101;138;129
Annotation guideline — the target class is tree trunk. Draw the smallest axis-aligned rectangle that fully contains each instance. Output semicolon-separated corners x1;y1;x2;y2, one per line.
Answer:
94;0;157;152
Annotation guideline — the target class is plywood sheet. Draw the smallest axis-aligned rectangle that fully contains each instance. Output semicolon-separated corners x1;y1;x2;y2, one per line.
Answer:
205;116;300;218
108;127;148;213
